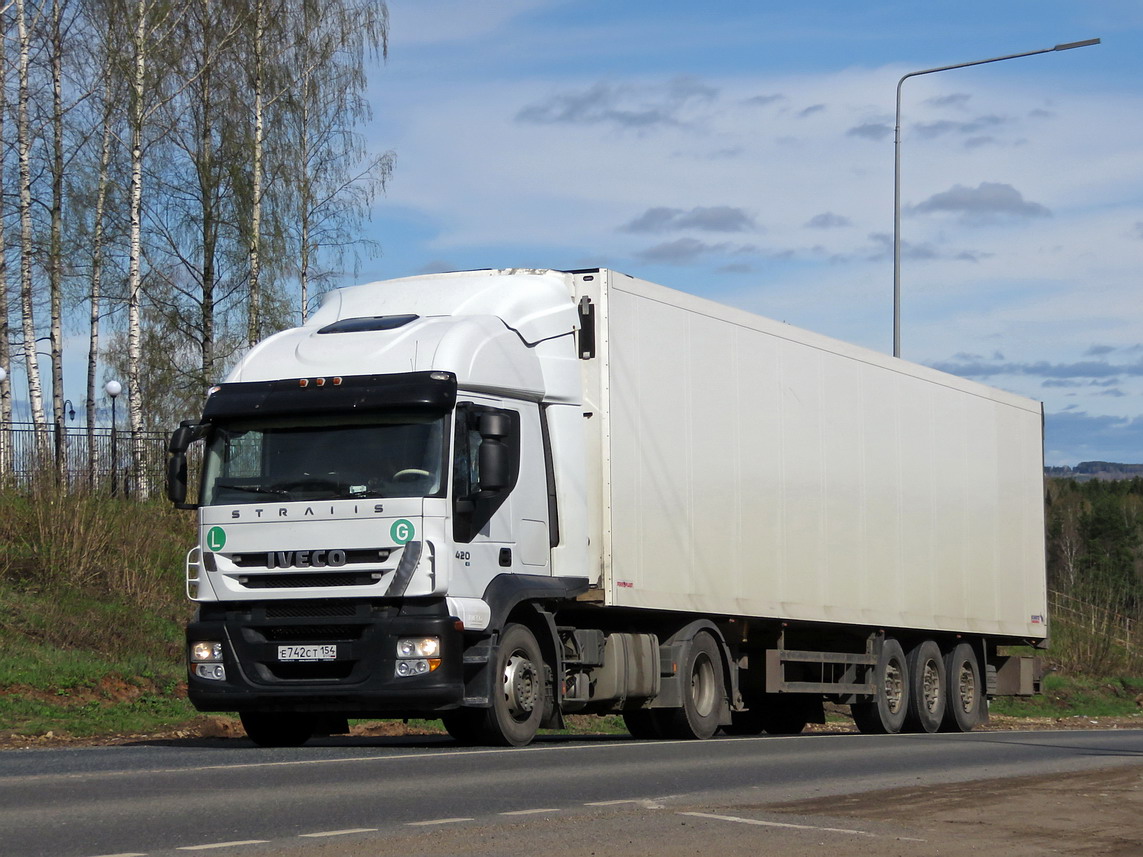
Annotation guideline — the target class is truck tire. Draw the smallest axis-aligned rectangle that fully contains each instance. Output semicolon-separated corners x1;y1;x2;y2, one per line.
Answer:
658;633;724;740
904;640;946;733
240;712;313;747
850;638;909;734
941;642;984;732
483;623;546;747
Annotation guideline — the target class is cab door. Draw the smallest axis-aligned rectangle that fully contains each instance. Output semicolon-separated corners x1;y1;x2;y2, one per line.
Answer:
450;398;551;598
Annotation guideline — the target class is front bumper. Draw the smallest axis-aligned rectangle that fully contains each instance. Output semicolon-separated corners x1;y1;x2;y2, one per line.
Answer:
186;597;465;717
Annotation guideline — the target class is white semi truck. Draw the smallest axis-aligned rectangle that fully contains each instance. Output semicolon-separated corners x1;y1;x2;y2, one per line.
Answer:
167;268;1047;747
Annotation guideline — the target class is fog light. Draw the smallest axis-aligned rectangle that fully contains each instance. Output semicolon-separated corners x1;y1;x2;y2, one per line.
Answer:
191;641;224;662
194;664;226;681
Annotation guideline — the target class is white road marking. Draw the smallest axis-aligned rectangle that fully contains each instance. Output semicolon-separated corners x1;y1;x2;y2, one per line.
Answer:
584;799;641;806
500;808;560;816
88;853;148;857
406;817;474;826
176;841;270;850
298;828;378;838
679;811;924;841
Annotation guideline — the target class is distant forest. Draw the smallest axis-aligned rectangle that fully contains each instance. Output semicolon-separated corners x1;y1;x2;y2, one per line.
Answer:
1045;476;1143;611
1044;462;1143;481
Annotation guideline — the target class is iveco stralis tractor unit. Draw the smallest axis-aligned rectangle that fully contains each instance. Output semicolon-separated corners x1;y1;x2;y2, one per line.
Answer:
168;268;1046;747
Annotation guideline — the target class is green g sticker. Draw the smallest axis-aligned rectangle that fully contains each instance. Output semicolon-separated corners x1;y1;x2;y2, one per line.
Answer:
206;526;226;551
390;519;415;545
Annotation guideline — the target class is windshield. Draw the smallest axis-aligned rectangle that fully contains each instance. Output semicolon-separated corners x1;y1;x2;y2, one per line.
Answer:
201;412;447;505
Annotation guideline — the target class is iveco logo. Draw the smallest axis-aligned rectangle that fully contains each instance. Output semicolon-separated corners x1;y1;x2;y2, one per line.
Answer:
265;550;348;569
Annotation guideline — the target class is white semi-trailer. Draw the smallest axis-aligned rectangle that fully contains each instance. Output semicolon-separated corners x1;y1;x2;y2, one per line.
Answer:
168;268;1047;747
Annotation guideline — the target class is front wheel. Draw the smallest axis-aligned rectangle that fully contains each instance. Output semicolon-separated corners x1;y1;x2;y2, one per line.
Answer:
483;623;546;747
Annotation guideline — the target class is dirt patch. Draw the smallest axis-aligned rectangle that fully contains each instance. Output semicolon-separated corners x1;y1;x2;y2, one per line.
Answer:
0;675;180;709
767;764;1143;857
0;713;444;749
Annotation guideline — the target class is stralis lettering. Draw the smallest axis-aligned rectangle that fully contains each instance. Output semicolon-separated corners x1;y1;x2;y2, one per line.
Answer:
266;550;348;569
230;504;384;520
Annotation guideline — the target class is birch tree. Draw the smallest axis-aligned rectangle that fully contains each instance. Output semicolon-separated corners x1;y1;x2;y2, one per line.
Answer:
284;0;391;322
0;6;15;473
15;0;48;435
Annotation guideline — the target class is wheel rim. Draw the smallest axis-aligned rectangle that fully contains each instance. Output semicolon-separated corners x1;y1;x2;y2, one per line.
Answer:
921;659;942;713
691;653;717;718
955;662;977;713
503;650;539;721
884;660;905;714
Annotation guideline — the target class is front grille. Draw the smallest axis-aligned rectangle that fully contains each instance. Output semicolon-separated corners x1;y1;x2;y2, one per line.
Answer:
240;572;382;589
230;548;392;568
266;662;355;681
264;603;358;618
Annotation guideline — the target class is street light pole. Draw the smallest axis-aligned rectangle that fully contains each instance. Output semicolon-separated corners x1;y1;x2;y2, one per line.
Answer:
106;380;122;496
892;38;1100;358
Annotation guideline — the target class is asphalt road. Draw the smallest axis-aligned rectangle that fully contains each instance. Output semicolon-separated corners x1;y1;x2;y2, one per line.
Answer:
3;729;1143;857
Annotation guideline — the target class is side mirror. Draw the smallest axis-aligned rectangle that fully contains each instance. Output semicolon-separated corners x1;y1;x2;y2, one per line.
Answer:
476;412;512;493
167;423;200;509
477;438;510;492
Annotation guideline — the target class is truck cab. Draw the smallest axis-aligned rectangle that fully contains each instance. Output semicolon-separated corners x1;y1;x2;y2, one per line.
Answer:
169;270;596;746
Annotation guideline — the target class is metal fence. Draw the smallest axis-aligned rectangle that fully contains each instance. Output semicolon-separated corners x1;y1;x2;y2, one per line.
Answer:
1049;589;1139;654
0;422;169;497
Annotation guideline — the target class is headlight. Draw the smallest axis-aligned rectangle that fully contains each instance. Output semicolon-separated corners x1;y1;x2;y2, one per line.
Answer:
395;636;441;677
397;637;440;658
191;641;224;662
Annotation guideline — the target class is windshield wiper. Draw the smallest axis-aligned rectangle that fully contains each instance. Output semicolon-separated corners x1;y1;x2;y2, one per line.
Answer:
213;481;292;497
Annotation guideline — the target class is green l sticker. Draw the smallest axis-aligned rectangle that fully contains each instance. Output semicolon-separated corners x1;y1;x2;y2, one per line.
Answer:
390;519;415;545
206;526;227;551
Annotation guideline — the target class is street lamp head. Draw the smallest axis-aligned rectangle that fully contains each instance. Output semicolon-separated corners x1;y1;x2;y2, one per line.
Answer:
105;380;122;398
1054;38;1100;51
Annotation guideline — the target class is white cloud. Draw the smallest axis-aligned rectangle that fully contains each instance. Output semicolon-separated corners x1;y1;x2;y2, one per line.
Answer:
912;182;1051;222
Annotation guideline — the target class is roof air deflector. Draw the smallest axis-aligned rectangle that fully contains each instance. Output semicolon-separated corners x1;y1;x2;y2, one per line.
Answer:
318;315;419;334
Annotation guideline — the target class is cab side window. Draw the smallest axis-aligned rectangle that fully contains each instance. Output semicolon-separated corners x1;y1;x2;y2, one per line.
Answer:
452;404;520;543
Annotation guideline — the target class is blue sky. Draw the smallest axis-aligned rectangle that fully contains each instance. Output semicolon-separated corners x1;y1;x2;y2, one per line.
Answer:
355;1;1143;466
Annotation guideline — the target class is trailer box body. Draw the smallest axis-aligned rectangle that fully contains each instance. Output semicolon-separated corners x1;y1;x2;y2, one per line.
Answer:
577;270;1047;641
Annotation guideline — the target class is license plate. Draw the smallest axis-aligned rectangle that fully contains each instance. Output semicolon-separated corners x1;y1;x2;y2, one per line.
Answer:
277;644;337;662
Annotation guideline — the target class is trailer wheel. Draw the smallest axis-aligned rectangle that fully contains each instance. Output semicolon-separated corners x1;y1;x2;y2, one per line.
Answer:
905;640;947;733
659;633;724;740
851;638;909;734
941;642;984;732
484;623;546;747
240;712;313;747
